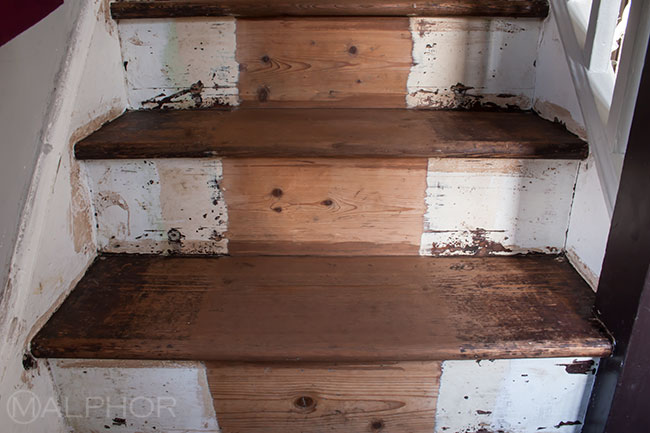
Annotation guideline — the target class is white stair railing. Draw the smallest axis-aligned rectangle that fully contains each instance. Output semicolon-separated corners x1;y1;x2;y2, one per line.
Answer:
550;0;650;215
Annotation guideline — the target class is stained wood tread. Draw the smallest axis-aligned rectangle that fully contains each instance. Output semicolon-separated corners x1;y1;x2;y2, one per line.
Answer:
31;255;611;361
75;109;587;160
110;0;549;19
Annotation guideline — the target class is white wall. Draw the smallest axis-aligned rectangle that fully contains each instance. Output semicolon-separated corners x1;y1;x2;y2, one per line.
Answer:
565;157;611;288
533;11;612;289
0;1;82;302
0;1;127;431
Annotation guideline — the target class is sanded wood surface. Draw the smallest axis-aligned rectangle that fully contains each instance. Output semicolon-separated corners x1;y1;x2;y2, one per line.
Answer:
207;361;440;433
222;158;426;255
74;109;588;160
110;1;549;19
32;255;611;361
237;19;412;107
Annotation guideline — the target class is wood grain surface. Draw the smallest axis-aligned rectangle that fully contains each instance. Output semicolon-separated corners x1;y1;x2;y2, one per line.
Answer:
222;158;426;255
31;255;611;361
207;361;440;433
110;1;550;19
74;109;588;160
237;18;412;107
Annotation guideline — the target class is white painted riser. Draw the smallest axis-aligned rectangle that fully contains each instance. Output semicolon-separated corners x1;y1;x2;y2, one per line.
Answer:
421;159;578;256
117;17;540;110
49;357;597;433
85;159;229;255
83;158;578;256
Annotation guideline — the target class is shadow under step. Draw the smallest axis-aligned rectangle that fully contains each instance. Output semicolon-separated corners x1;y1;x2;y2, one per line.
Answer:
31;254;611;361
75;109;587;160
110;0;549;19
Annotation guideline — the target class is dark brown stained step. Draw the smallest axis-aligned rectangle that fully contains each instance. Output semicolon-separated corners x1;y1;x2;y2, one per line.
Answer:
31;255;611;361
110;0;549;19
75;109;587;160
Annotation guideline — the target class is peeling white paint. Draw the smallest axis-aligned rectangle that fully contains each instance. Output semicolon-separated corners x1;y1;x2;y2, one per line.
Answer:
435;358;598;433
408;18;540;109
118;18;238;109
50;360;219;433
420;159;579;256
85;159;228;254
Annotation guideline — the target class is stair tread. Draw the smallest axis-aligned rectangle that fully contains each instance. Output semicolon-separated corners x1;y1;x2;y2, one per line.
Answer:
75;109;587;160
32;255;611;361
110;0;549;19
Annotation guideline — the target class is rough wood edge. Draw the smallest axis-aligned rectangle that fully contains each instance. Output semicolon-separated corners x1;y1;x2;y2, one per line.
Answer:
110;0;550;19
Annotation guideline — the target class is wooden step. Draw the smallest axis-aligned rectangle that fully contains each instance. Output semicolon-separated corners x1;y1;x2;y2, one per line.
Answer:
75;109;587;160
31;255;611;361
110;0;549;19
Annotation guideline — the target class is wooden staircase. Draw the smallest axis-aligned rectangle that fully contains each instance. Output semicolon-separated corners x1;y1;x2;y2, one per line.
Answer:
34;1;611;432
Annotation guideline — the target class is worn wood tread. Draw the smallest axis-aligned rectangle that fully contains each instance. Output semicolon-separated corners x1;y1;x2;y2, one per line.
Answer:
110;0;549;19
75;109;587;160
32;255;611;361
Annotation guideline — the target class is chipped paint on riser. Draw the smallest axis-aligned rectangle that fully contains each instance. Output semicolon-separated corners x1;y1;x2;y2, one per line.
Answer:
50;360;219;433
408;18;540;109
117;17;540;110
118;18;238;109
420;159;579;256
86;158;577;256
49;358;597;433
84;159;228;254
435;358;599;433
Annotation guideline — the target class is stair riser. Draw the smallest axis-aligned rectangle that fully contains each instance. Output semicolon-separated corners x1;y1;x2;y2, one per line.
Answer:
118;17;540;109
83;158;578;256
50;357;596;433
